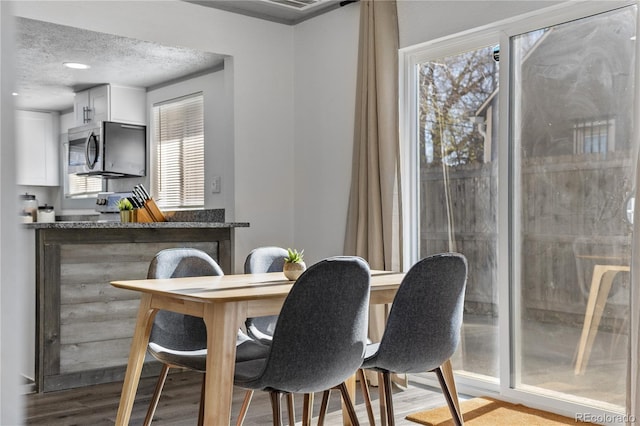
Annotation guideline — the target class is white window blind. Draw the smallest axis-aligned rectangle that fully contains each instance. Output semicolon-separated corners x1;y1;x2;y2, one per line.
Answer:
67;174;103;197
153;93;204;209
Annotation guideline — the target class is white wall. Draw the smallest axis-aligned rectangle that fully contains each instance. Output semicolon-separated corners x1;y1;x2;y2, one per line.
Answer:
293;3;360;265
12;1;295;272
141;70;235;215
397;1;563;48
1;1;24;423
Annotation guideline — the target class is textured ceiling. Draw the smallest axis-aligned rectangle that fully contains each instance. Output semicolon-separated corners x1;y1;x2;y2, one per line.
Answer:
13;17;226;112
13;0;346;112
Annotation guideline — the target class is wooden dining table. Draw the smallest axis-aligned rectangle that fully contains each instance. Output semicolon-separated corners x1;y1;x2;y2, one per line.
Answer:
112;269;460;425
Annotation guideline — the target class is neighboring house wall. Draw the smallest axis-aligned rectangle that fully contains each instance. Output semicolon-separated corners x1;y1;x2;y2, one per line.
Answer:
521;17;634;158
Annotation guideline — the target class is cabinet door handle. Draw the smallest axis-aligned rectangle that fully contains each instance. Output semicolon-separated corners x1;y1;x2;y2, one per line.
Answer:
83;106;93;123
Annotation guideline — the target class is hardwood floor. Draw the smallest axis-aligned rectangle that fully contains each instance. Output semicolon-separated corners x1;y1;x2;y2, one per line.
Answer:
25;370;457;425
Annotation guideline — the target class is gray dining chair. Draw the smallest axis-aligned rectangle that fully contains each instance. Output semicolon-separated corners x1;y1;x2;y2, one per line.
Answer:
355;252;468;426
144;248;270;426
244;246;289;343
234;256;371;426
238;246;295;424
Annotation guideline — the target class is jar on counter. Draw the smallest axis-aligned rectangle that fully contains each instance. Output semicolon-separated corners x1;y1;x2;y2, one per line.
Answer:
19;212;33;223
20;193;38;222
38;204;55;223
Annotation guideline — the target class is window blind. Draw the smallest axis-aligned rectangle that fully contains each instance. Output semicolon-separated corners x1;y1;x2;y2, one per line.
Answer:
67;174;103;197
153;93;204;209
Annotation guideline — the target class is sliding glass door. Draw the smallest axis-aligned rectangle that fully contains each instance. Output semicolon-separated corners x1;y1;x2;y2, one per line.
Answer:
405;1;637;417
511;5;636;410
414;42;500;382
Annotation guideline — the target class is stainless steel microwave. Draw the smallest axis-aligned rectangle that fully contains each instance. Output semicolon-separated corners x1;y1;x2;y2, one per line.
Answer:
67;121;146;178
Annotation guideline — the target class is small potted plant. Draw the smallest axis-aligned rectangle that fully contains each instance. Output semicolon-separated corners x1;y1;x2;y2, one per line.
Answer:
283;248;306;281
117;198;135;222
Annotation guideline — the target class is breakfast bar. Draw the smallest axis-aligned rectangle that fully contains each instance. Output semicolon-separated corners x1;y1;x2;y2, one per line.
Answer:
27;211;248;393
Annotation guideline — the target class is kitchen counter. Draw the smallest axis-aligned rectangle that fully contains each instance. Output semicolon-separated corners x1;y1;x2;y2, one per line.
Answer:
29;209;249;392
24;207;247;229
25;221;249;229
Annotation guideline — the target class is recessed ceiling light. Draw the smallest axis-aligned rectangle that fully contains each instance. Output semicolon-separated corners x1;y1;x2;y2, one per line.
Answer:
11;92;18;96
63;62;90;70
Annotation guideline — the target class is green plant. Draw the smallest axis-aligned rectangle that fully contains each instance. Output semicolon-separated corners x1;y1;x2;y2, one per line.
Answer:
117;198;134;211
285;248;304;264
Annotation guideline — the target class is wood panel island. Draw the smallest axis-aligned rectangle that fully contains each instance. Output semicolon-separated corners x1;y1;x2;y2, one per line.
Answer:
26;210;248;392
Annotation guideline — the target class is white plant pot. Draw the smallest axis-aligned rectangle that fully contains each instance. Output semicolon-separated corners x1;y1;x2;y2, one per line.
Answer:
283;261;306;281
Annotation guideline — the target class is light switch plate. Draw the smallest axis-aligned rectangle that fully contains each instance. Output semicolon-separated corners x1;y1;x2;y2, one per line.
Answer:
211;175;221;193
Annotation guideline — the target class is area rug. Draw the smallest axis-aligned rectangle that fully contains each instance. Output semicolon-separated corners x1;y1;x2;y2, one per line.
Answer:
406;397;599;425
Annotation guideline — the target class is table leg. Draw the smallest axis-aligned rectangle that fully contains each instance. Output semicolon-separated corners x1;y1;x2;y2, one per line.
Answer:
115;294;157;425
202;302;246;426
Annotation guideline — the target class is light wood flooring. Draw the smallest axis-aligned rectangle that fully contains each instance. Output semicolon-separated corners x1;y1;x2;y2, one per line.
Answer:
24;370;456;425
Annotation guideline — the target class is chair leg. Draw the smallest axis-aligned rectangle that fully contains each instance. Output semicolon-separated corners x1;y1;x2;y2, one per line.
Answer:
357;369;375;426
377;372;387;426
269;391;283;426
143;363;170;426
302;393;314;426
236;390;254;426
337;382;360;426
197;374;205;426
434;366;464;426
317;390;331;426
286;393;295;426
382;372;395;426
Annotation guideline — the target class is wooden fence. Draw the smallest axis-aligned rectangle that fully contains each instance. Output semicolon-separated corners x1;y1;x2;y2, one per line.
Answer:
420;152;632;325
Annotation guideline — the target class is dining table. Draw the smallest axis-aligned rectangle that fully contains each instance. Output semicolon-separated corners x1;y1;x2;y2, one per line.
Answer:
112;269;460;425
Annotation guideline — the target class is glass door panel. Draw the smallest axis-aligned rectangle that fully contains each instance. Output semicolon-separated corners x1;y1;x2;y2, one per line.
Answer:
417;44;500;380
511;6;636;409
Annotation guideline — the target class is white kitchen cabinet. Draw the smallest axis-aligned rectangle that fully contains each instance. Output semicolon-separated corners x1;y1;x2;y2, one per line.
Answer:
15;110;59;186
73;84;108;125
73;84;146;126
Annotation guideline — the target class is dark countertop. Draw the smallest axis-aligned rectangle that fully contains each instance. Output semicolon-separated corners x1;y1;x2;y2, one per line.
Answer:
22;208;249;229
24;221;249;229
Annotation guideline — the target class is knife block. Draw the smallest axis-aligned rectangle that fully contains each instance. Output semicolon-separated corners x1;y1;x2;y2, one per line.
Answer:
144;199;166;222
135;208;154;223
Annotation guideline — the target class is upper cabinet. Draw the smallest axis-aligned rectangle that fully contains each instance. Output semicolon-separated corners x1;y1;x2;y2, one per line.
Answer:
73;85;108;125
73;84;146;127
16;110;59;186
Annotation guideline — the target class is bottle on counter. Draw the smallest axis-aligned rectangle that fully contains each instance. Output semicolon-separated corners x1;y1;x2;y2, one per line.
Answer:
20;193;38;222
38;204;56;223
